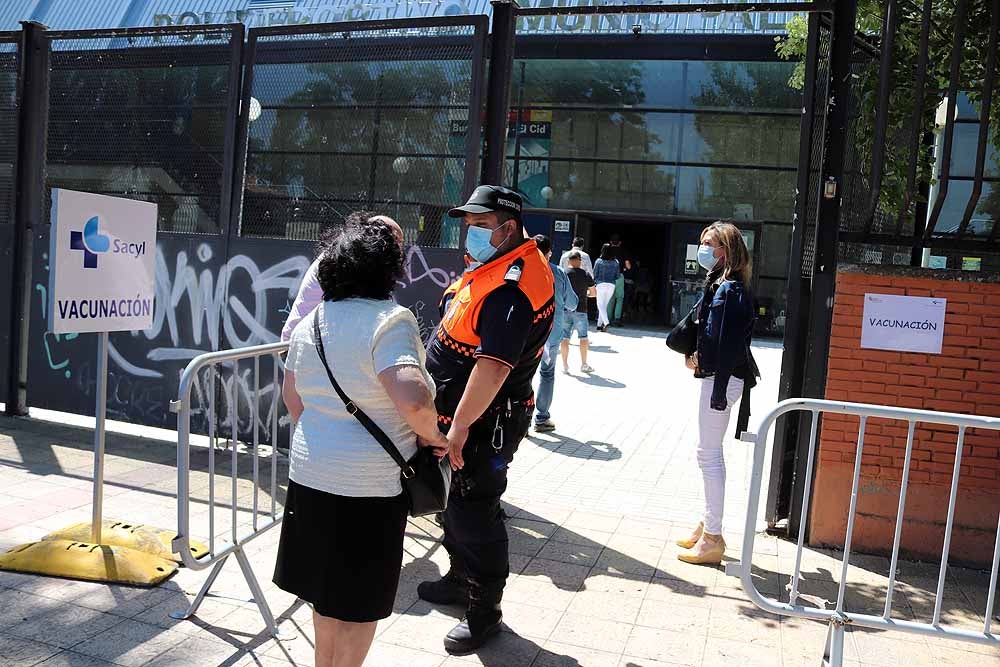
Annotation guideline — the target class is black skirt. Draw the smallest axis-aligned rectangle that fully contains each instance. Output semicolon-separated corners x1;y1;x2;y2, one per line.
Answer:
273;479;408;622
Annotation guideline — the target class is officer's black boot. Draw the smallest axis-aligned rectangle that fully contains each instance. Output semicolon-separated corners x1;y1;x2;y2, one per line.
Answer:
417;559;468;605
443;580;503;655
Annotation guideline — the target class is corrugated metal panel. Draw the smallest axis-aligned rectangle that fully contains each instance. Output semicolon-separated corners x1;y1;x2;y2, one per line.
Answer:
3;0;797;34
0;0;40;31
3;0;133;31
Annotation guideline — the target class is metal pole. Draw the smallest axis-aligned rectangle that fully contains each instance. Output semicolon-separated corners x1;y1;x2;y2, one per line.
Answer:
481;0;518;185
789;0;858;534
769;11;821;528
5;21;48;416
91;331;109;544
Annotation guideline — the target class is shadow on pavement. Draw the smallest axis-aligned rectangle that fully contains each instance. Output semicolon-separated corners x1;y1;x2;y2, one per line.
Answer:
523;432;622;461
571;372;626;389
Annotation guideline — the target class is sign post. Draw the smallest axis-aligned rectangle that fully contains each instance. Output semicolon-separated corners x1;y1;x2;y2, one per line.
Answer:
0;189;184;586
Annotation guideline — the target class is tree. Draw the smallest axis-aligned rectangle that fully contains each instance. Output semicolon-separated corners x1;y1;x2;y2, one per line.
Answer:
776;1;1000;230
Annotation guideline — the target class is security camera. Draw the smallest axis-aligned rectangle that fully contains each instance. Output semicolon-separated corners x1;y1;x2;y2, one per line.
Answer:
632;23;642;35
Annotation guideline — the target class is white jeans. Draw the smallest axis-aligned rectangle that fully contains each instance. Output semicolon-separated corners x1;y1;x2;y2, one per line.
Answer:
697;376;744;535
596;282;616;327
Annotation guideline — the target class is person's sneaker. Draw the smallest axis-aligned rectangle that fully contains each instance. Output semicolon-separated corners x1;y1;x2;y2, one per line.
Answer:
534;420;556;432
581;364;595;373
562;366;571;375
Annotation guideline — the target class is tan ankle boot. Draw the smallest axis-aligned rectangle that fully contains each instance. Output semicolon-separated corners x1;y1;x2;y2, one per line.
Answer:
675;522;704;549
677;533;726;565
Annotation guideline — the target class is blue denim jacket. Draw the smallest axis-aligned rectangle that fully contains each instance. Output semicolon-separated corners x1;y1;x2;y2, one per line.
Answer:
548;262;578;347
696;278;757;410
593;258;620;285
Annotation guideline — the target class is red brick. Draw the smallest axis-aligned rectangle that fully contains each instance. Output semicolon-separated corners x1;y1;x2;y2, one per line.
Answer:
900;375;927;387
927;377;968;391
929;357;979;370
944;336;980;347
946;313;981;325
908;469;931;482
934;389;964;402
898;385;932;398
938;368;967;380
924;400;974;413
922;461;960;474
967;371;998;383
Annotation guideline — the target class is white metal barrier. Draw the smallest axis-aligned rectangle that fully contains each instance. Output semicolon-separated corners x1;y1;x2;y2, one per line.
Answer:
732;398;1000;666
169;341;291;639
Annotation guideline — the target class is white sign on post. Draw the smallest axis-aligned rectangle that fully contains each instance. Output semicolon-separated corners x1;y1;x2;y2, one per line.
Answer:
49;189;157;334
861;293;947;354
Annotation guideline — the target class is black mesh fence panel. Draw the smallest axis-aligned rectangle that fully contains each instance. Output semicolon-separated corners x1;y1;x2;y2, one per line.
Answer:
801;22;831;279
0;33;17;226
45;27;238;233
242;22;482;246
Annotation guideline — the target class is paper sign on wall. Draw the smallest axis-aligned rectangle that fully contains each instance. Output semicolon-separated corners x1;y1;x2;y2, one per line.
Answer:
861;293;946;354
49;189;158;334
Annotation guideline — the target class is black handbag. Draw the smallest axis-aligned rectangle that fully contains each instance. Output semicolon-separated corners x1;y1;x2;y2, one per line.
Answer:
665;300;700;357
311;311;451;517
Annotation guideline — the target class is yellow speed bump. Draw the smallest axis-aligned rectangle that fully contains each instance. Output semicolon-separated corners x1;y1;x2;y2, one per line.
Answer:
42;521;208;563
0;539;177;587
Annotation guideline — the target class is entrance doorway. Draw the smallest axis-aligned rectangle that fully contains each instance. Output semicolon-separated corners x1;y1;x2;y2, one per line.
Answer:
578;215;669;327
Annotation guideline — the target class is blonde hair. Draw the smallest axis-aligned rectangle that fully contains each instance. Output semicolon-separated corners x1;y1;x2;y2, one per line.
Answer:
701;221;752;285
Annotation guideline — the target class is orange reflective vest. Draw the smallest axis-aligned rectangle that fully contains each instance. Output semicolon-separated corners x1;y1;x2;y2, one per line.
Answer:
436;240;555;360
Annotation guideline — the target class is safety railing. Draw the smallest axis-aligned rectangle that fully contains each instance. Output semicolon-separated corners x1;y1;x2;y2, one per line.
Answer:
169;341;291;639
731;398;1000;666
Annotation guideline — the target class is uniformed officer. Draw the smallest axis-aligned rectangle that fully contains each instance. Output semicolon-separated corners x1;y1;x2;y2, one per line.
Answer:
419;185;555;654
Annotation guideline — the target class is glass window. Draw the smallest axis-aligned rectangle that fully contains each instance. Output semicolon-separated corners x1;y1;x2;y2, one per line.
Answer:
929;180;1000;237
676;167;795;221
760;224;793;277
755;277;789;337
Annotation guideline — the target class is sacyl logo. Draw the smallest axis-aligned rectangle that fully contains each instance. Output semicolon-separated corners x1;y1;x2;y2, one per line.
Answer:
69;216;110;269
69;216;148;268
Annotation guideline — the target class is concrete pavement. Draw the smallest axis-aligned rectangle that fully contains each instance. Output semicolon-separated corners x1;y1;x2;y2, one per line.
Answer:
0;327;997;666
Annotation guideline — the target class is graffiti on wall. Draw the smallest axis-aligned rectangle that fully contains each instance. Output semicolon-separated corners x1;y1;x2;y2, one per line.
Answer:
28;230;462;443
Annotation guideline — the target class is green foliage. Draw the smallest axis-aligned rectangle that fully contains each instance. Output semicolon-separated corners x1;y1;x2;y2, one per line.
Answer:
775;1;1000;227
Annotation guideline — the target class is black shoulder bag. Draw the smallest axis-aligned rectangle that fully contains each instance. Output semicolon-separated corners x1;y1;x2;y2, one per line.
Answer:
665;299;700;357
311;310;451;517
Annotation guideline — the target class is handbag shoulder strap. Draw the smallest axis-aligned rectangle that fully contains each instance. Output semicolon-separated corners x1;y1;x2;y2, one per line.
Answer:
311;309;415;478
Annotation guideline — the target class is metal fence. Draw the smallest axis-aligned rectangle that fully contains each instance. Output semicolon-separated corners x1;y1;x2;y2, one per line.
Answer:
44;24;244;234
0;30;19;406
735;398;1000;666
236;16;487;246
170;341;290;639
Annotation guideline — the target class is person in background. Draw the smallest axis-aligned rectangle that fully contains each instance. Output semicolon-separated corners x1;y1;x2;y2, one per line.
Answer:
281;214;404;342
275;217;447;667
676;221;758;566
561;251;595;374
559;236;593;277
592;243;620;333
608;235;629;327
532;234;578;433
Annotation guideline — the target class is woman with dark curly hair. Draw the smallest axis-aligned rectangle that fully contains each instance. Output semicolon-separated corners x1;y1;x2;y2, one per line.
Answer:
274;213;446;667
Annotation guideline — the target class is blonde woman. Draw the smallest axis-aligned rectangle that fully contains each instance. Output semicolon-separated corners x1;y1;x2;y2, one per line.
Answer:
677;222;758;565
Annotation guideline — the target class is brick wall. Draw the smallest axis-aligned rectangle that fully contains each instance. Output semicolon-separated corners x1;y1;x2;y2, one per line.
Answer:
809;268;1000;566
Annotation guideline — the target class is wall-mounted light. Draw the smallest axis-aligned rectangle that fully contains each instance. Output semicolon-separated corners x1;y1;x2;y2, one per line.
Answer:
248;96;262;122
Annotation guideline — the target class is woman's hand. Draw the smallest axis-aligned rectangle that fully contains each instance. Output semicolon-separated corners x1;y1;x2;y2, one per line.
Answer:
685;353;699;372
419;432;449;459
446;423;469;471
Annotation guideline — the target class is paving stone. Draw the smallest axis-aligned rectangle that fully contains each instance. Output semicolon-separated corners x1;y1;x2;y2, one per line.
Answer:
72;619;187;667
623;626;703;666
0;632;62;667
549;613;633;654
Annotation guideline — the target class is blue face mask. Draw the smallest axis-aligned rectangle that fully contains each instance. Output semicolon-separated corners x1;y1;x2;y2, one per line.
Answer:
698;244;720;271
465;224;502;263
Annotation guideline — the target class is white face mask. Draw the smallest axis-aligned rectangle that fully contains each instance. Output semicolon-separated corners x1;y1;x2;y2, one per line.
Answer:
697;244;720;271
